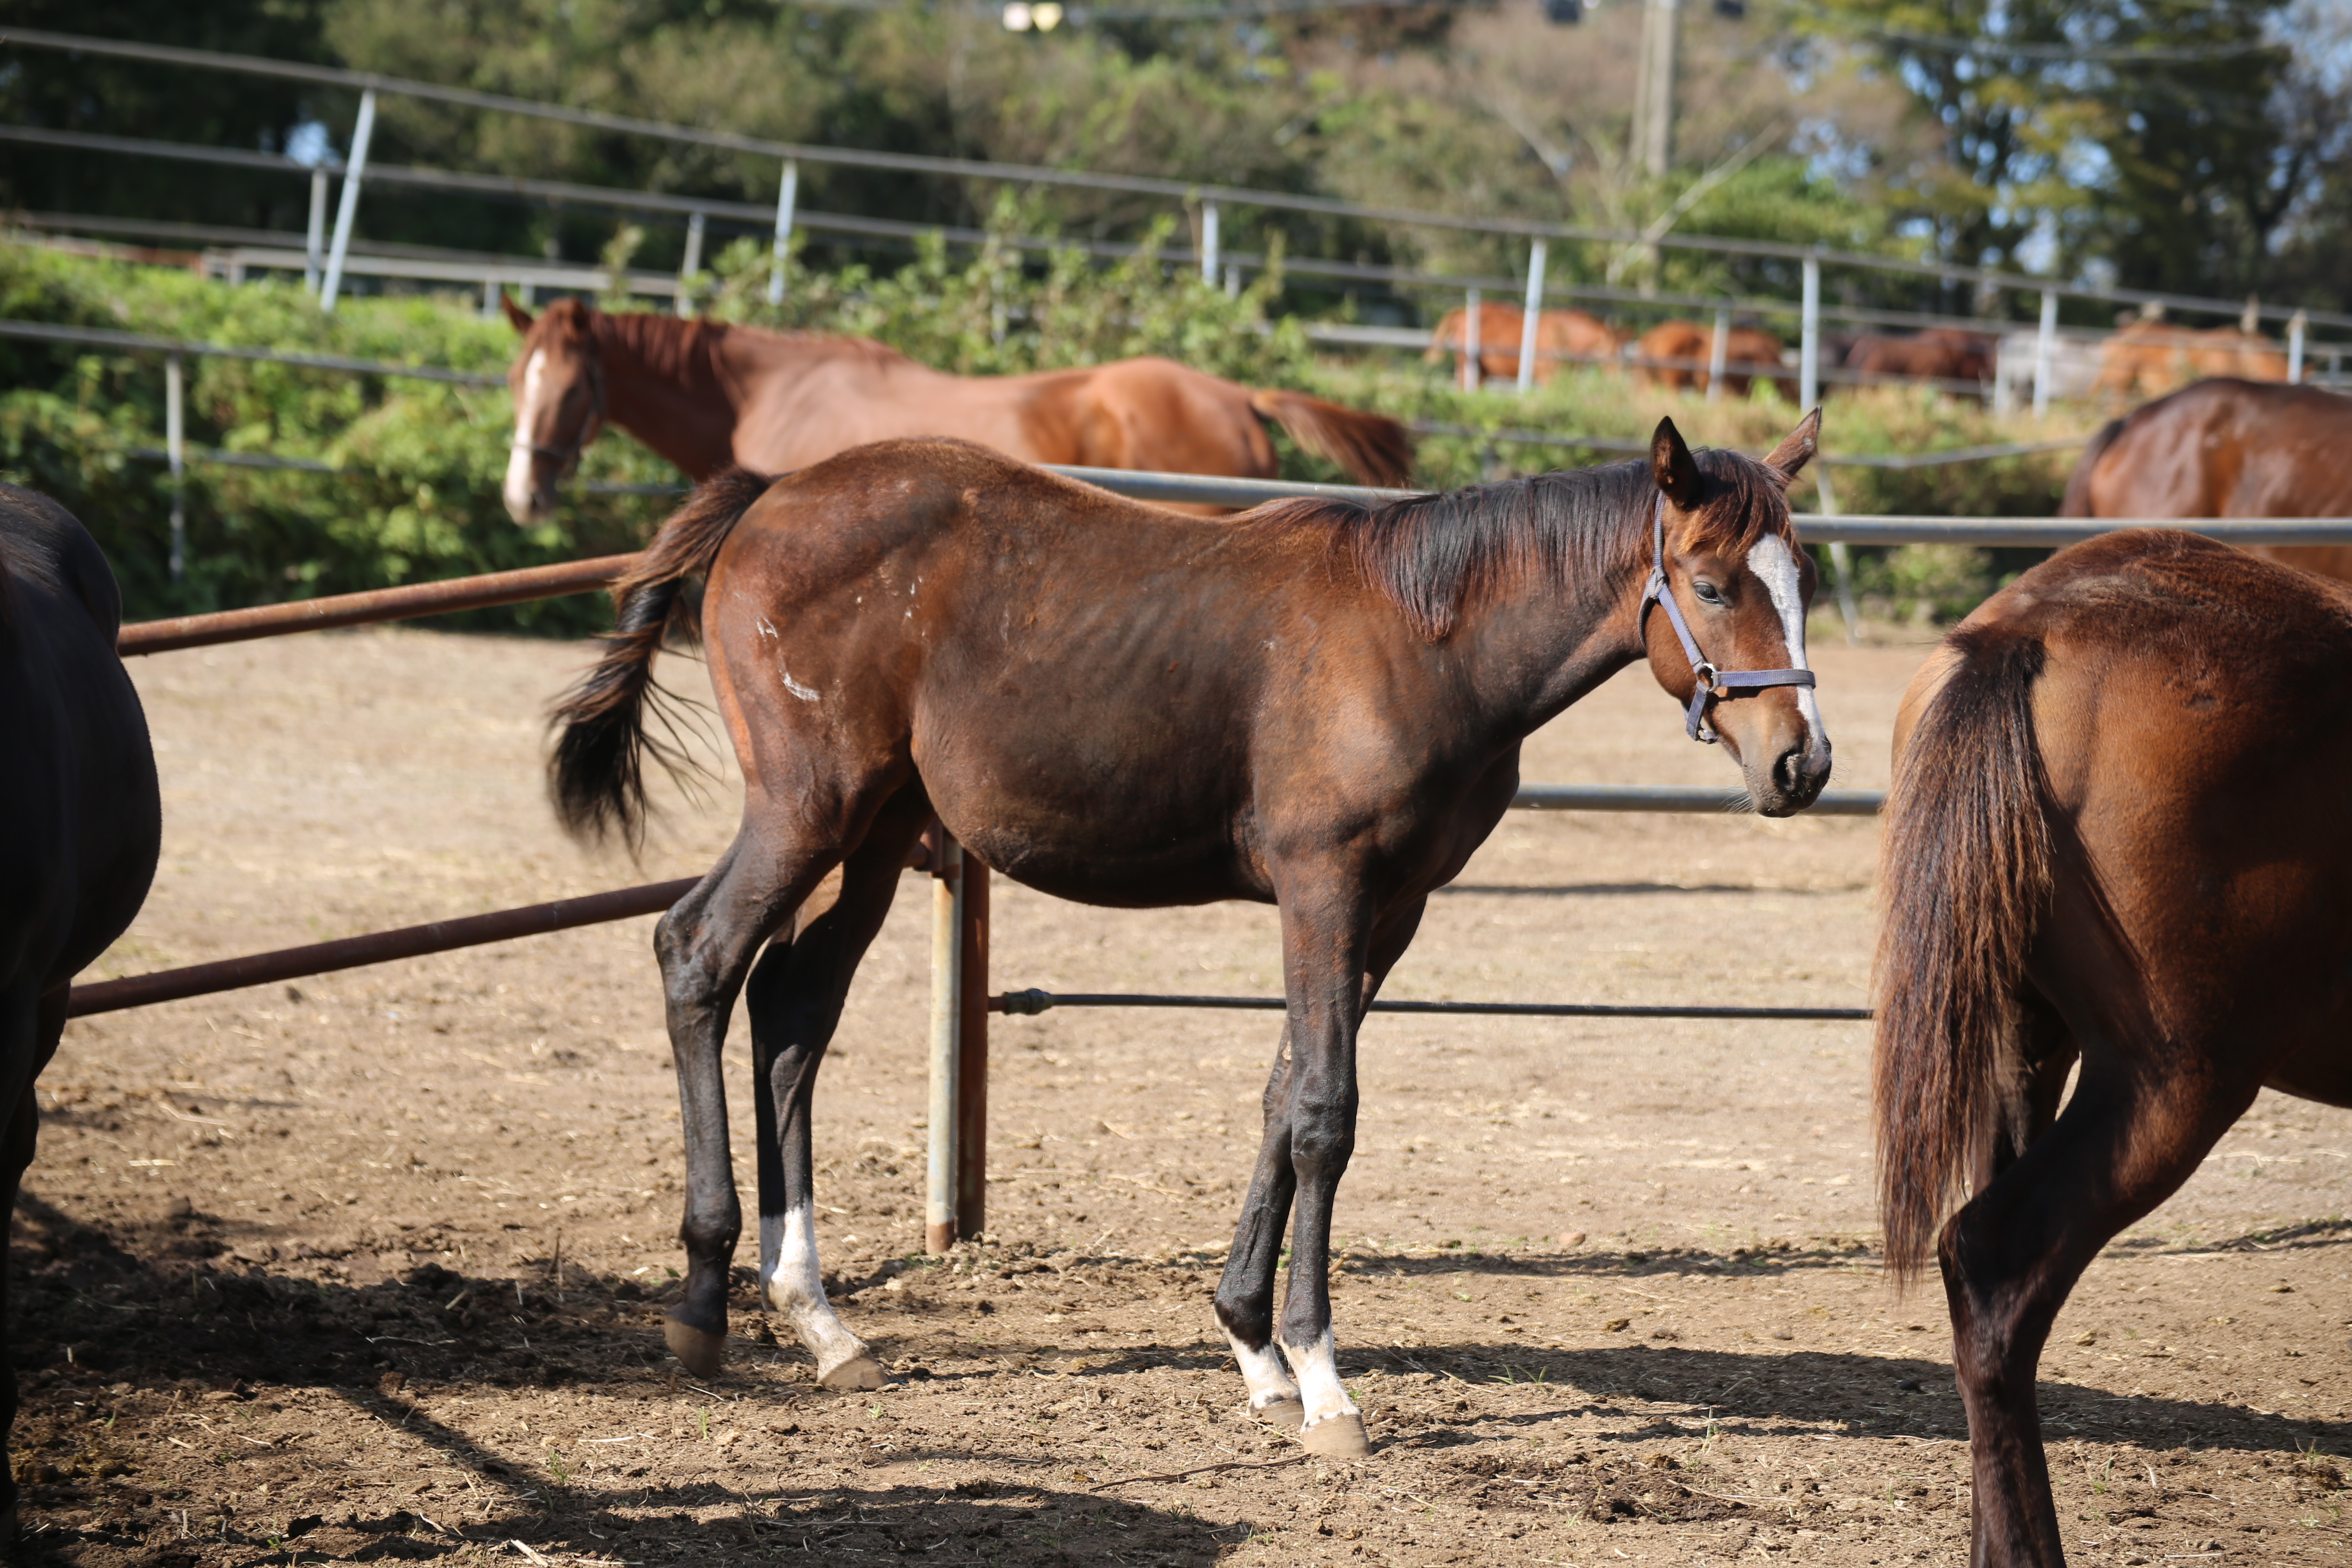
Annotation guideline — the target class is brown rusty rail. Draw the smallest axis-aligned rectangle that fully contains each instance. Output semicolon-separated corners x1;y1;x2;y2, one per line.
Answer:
116;553;637;656
65;878;696;1018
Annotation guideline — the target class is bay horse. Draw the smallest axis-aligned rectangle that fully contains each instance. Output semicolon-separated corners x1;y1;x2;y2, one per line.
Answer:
1422;302;1624;386
1876;527;2352;1565
0;487;159;1529
498;297;1413;523
2061;378;2352;582
1631;320;1794;400
1842;327;1996;393
548;415;1831;1456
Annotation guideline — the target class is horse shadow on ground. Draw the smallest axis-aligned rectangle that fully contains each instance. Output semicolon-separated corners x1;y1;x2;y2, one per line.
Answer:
2;1189;1238;1568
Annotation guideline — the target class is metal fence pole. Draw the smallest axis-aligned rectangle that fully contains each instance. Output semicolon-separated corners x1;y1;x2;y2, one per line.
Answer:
1706;305;1729;404
2289;310;2307;383
303;167;328;293
1462;288;1481;392
676;211;705;318
2032;290;2056;417
1799;257;1819;408
927;829;966;1254
164;352;186;583
1224;263;1241;299
1516;238;1547;393
767;158;798;307
1814;459;1859;645
956;859;990;1243
1200;199;1220;285
318;88;376;313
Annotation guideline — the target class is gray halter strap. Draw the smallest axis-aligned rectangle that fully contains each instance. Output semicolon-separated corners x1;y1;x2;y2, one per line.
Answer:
1638;492;1815;744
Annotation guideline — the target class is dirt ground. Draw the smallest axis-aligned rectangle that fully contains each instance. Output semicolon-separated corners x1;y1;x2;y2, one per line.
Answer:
10;615;2349;1567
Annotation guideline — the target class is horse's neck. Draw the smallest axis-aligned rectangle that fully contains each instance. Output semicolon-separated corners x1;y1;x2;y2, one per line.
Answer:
1458;531;1652;733
592;318;747;481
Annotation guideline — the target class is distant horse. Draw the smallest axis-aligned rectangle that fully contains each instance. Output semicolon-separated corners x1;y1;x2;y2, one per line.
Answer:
1842;328;1996;393
1631;321;1794;400
1422;302;1624;386
1876;528;2352;1565
2060;378;2352;582
499;297;1412;523
548;415;1831;1456
0;488;159;1528
2092;316;2287;401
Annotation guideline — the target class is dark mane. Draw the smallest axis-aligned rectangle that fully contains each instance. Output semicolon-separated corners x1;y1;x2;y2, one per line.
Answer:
1252;448;1794;639
563;301;912;385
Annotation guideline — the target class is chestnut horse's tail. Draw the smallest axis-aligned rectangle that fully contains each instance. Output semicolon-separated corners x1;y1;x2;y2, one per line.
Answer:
1248;388;1415;489
2058;414;2128;517
548;466;773;846
1873;629;2053;1282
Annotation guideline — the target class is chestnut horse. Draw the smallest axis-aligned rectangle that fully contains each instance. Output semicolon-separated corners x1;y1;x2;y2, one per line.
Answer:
548;416;1830;1456
2091;316;2287;401
1877;528;2352;1565
1423;302;1624;385
2061;378;2352;581
499;297;1412;523
0;487;159;1528
1631;321;1794;400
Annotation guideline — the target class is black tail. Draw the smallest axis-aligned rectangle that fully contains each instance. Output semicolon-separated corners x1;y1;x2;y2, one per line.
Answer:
548;467;773;846
2058;416;2127;518
1873;630;2052;1281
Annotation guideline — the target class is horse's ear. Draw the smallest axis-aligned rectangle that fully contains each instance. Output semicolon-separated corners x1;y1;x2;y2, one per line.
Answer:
1763;408;1822;485
500;292;535;334
1650;417;1699;504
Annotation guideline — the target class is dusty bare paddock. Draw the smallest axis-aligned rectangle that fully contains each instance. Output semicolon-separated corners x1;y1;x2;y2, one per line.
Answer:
10;622;2348;1566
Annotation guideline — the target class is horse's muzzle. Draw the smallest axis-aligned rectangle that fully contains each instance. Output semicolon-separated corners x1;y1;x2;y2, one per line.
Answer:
1752;737;1833;818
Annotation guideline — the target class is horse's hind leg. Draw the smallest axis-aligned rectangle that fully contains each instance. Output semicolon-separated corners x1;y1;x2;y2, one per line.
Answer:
0;982;58;1538
655;809;860;1377
1943;1052;2251;1567
746;786;932;1390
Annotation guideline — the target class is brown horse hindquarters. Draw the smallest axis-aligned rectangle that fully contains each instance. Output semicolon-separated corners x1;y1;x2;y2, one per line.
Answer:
1878;532;2352;1564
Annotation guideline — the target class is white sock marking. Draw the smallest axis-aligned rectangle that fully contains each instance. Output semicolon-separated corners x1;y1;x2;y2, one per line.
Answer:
1746;534;1828;761
1227;1330;1301;1412
760;1203;871;1377
1280;1328;1359;1428
503;348;548;521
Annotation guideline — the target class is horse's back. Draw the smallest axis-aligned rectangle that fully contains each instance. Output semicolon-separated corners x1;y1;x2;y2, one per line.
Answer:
0;486;160;1000
2070;380;2352;545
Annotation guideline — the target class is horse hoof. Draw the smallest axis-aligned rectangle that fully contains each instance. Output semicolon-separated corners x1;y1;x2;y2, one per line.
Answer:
1300;1413;1371;1459
1251;1396;1305;1432
817;1353;886;1392
663;1314;727;1377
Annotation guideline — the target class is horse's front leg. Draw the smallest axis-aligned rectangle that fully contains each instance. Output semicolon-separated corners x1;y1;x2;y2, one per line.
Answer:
1214;1018;1306;1428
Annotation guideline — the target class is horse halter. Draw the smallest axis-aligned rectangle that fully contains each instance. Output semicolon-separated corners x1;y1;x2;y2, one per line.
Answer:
1639;492;1816;744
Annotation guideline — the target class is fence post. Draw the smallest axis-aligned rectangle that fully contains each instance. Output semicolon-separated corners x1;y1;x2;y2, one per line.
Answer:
2288;310;2307;383
956;859;990;1243
2032;290;2056;417
927;827;966;1254
318;88;377;314
1462;288;1481;392
304;168;328;294
1814;459;1859;646
164;352;186;584
676;212;706;318
1799;256;1819;408
1706;305;1729;404
1200;199;1220;285
767;159;799;307
1516;238;1547;393
1225;264;1242;299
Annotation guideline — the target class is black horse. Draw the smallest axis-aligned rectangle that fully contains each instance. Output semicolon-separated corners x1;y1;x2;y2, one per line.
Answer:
0;487;160;1526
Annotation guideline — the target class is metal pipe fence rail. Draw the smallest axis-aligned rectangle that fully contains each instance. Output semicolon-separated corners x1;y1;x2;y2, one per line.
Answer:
13;25;2352;339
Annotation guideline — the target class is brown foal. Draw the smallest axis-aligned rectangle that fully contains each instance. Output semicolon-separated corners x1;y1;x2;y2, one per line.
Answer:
547;416;1830;1457
499;296;1413;523
1878;528;2352;1565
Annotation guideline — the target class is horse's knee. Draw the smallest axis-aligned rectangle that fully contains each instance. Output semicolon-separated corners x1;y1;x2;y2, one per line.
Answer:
1285;1092;1357;1178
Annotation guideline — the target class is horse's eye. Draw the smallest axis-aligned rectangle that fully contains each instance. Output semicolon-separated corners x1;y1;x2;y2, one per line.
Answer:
1694;581;1725;606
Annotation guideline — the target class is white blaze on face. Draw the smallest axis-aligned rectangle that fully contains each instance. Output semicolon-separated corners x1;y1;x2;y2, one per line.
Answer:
502;348;548;521
1745;534;1828;761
